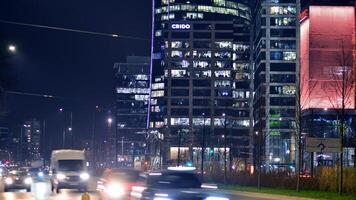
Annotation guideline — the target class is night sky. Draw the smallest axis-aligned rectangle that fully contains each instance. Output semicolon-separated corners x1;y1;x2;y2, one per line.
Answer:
0;0;152;150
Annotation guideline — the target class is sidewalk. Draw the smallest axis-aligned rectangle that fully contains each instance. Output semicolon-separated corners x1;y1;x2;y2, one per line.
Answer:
225;190;318;200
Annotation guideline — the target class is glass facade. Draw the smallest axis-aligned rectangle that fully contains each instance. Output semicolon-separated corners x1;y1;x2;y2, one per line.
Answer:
114;56;151;162
151;0;253;168
252;0;299;168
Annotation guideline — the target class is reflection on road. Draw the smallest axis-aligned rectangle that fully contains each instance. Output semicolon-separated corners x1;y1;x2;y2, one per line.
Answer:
0;181;99;200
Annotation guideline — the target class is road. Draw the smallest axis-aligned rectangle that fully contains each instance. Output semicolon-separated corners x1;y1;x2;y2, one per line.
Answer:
0;181;265;200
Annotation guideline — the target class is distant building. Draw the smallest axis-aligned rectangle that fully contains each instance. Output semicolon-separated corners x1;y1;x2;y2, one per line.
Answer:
22;119;41;164
0;126;12;164
114;56;150;166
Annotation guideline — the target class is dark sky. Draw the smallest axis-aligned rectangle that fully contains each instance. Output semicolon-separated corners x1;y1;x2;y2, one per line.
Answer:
0;0;152;149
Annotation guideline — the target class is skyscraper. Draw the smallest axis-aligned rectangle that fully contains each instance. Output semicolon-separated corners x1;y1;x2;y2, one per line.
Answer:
114;56;151;166
150;0;253;169
252;0;299;167
22;119;41;164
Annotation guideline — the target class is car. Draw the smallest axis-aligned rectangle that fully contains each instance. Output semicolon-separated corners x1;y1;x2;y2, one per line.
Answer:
3;170;32;192
132;167;230;200
97;168;146;200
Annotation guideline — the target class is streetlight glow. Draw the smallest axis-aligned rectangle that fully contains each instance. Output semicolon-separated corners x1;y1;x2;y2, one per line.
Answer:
8;45;16;53
107;117;113;124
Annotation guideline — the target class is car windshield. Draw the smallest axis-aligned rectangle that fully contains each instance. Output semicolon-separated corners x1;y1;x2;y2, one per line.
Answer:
58;160;84;172
147;172;201;189
9;171;28;177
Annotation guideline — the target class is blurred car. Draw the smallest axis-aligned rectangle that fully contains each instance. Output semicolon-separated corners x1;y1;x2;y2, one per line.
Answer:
132;167;229;200
3;170;32;192
97;168;146;200
28;167;47;182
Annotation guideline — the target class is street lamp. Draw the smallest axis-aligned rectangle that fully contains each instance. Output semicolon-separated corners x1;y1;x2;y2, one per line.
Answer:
222;113;227;184
201;113;206;180
8;45;16;53
107;117;113;126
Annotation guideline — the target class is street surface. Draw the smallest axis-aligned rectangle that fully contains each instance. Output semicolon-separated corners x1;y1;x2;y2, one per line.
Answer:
0;180;266;200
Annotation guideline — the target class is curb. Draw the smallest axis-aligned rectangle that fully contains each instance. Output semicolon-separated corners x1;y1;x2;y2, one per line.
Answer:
224;190;318;200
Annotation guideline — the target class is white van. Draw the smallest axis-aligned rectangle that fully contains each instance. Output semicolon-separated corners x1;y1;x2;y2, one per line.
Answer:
50;149;89;193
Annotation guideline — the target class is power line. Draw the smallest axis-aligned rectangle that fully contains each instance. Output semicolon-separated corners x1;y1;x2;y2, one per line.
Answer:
0;19;150;41
6;90;77;101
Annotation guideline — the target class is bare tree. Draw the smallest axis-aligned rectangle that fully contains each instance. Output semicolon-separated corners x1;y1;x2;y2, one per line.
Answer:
322;41;355;195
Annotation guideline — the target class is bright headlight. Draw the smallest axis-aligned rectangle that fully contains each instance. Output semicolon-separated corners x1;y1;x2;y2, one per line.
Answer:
205;197;229;200
106;182;124;198
153;198;172;200
56;173;66;180
5;177;13;185
38;172;44;177
24;177;32;185
80;172;90;180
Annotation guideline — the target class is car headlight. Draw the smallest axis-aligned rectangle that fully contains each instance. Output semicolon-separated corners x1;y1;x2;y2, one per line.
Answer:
153;198;172;200
80;172;90;180
38;172;44;177
24;177;32;185
56;173;66;180
106;182;124;198
5;177;13;185
154;193;172;200
205;197;229;200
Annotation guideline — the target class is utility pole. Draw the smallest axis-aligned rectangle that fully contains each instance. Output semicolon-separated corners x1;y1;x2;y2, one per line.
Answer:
178;129;181;166
42;120;46;167
223;113;227;184
201;113;206;180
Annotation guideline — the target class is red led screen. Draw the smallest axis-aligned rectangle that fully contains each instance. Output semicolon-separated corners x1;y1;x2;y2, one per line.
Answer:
301;6;356;110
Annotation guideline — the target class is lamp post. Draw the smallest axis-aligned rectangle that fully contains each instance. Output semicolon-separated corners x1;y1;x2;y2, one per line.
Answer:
256;131;261;189
223;113;227;184
177;129;182;166
201;113;206;180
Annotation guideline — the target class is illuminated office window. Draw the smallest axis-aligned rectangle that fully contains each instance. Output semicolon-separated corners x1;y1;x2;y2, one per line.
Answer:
171;69;189;77
171;118;190;126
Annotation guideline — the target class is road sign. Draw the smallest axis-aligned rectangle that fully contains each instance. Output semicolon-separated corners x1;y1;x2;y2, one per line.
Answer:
305;137;341;153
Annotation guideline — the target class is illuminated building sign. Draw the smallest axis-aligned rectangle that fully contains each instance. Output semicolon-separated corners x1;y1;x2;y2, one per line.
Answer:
171;23;191;30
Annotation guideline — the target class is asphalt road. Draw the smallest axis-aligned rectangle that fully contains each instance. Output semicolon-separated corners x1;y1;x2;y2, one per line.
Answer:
0;181;265;200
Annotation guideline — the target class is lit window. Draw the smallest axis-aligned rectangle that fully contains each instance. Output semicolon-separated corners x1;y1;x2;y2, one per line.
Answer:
193;118;211;126
214;51;231;59
151;99;157;105
152;83;165;90
134;95;149;101
193;51;211;58
155;30;162;37
215;41;232;48
186;12;204;19
270;6;296;15
171;118;190;126
214;80;231;87
235;73;250;80
171;41;182;48
216;61;231;68
171;70;188;77
193;61;210;68
171;51;183;58
172;60;190;68
193;70;211;78
214;70;231;78
151;90;164;97
116;88;150;94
